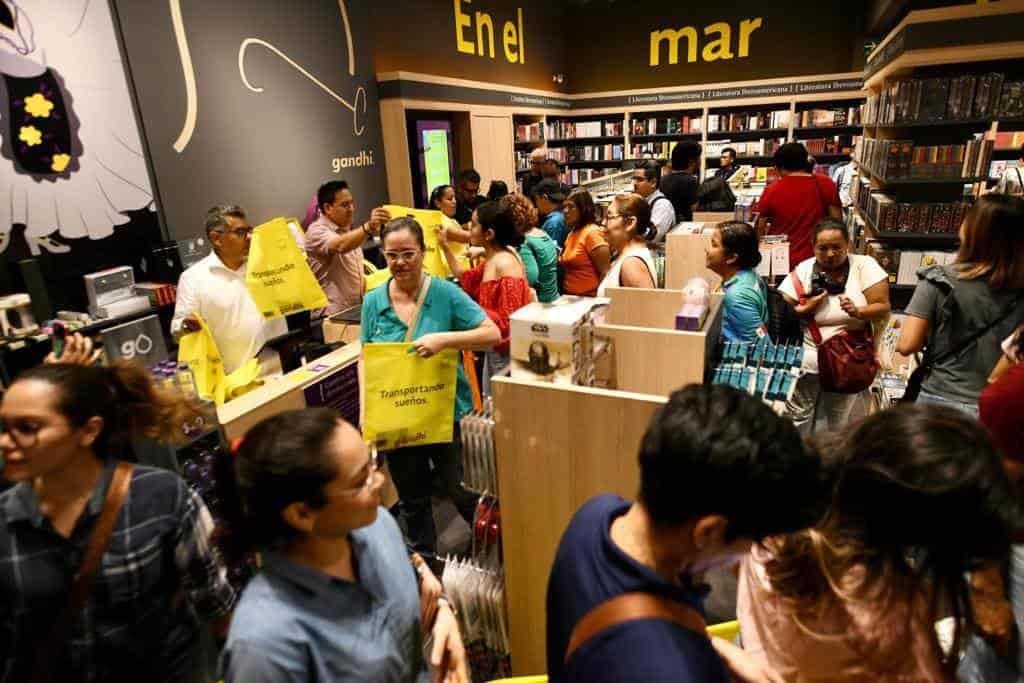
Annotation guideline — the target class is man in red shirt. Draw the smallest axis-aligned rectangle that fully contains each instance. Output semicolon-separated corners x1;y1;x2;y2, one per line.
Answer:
755;143;843;265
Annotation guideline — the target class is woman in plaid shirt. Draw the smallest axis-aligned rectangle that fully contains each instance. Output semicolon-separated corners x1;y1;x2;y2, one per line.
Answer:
0;359;235;682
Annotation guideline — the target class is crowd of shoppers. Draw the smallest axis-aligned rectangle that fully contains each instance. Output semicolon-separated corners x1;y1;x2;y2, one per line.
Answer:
7;137;1024;683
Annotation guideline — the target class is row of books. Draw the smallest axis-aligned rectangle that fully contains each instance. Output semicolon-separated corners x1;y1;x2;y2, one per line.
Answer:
860;191;970;234
515;150;531;172
799;135;858;155
560;168;609;185
795;107;862;128
630;116;702;136
704;138;784;158
857;137;993;180
547;145;625;163
545;120;623;140
866;242;958;285
630;142;672;160
990;159;1021;181
707;110;791;133
993;131;1024;151
864;73;1007;125
515;122;543;143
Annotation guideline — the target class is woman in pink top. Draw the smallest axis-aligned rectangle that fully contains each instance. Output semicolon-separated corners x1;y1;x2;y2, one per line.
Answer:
738;404;1021;682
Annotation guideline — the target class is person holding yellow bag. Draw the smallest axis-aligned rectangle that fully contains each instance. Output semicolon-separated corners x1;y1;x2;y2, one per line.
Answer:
361;217;499;555
172;205;287;375
305;180;392;318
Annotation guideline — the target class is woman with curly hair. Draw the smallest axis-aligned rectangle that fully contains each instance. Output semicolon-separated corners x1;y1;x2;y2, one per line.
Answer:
501;193;559;302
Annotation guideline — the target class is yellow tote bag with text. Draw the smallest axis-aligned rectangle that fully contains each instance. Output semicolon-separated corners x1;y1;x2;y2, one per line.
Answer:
363;342;458;450
382;206;467;278
177;315;260;405
246;217;328;319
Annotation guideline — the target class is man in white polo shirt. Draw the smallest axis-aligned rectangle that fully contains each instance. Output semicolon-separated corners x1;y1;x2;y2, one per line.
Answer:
171;205;287;374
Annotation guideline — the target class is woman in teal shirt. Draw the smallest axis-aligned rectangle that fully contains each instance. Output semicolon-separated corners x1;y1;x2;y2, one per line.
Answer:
501;193;560;302
361;217;500;555
705;221;768;344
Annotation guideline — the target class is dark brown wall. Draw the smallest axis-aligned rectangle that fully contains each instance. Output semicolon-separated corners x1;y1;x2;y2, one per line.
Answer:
372;0;569;92
563;0;865;93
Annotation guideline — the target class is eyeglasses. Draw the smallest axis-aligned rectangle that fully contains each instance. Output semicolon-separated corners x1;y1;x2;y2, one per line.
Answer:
383;250;421;263
0;420;41;448
631;176;649;183
219;227;253;238
328;443;383;496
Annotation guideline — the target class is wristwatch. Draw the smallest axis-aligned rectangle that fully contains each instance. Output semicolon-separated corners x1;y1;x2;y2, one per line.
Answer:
362;222;372;237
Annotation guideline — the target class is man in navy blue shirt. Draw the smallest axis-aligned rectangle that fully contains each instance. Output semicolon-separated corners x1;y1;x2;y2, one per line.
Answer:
546;385;823;682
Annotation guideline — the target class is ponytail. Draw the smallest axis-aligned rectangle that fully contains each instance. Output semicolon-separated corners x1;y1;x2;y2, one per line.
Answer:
15;362;200;456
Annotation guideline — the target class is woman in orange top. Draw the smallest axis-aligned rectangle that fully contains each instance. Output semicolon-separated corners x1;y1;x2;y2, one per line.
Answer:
559;189;611;296
439;201;532;394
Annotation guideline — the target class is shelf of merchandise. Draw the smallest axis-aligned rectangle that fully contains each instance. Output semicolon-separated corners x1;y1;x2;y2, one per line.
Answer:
705;127;789;139
855;206;960;247
629;132;703;142
547;135;624;146
514;139;545;148
856;162;986;186
566;159;623;168
864;118;995;129
792;124;864;135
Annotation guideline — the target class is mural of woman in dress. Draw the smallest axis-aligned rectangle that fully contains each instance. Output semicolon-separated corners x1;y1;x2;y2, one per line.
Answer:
0;0;154;256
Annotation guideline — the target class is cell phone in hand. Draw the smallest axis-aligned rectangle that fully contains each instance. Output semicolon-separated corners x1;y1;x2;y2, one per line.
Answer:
51;321;68;359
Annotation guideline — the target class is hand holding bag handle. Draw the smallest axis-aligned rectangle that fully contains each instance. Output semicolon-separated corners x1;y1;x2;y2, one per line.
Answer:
792;270;878;394
33;462;133;683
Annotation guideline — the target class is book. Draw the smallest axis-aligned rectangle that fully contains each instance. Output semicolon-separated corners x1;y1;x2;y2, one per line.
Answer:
897;251;923;285
867;242;901;284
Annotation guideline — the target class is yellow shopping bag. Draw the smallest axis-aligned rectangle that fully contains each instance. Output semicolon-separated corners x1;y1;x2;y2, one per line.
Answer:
364;260;392;292
382;206;467;278
246;217;328;319
177;315;261;405
363;342;458;450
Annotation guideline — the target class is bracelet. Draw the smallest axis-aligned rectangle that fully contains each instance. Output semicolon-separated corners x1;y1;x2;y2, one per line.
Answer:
362;223;372;237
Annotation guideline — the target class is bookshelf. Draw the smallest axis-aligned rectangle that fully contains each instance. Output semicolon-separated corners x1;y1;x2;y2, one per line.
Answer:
505;88;868;192
852;58;1024;284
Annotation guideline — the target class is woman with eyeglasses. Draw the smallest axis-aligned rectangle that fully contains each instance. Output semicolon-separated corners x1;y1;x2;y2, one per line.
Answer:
223;409;468;683
0;362;235;682
438;201;533;393
361;217;499;557
597;193;658;296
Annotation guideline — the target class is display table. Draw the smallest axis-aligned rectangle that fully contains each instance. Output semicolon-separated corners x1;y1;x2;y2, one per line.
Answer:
664;227;721;289
595;287;723;396
322;318;361;345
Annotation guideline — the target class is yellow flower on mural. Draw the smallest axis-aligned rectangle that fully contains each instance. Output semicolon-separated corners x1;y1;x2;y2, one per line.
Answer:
24;93;54;118
19;126;42;147
51;154;71;173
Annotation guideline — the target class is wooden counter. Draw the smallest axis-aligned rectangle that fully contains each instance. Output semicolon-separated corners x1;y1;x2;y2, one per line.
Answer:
664;229;722;290
217;343;361;441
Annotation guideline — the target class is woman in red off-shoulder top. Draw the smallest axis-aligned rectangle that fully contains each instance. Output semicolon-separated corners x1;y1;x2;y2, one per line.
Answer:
439;200;533;394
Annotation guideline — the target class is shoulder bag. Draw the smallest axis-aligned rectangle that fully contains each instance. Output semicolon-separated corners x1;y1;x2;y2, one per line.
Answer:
33;462;133;683
564;592;707;667
793;273;878;394
902;293;1023;403
403;275;432;344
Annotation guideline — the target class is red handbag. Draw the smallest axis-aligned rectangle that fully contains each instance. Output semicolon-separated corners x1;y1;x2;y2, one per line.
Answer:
793;274;879;394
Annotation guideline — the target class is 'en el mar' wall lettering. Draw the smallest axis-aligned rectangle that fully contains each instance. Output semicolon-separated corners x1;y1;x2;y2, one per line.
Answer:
453;0;525;64
650;17;764;67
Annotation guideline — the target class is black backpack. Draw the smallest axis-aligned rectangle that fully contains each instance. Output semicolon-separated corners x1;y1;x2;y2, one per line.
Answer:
765;281;802;345
697;175;736;212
